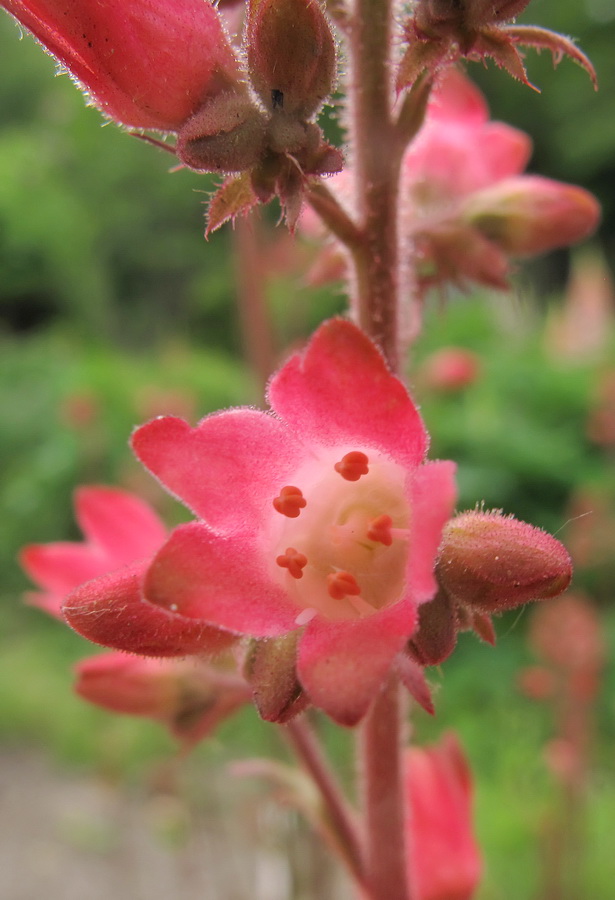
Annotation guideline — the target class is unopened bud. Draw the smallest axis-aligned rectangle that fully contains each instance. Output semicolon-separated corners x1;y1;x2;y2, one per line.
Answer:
436;510;572;613
244;632;308;723
463;176;600;257
177;92;267;173
247;0;336;117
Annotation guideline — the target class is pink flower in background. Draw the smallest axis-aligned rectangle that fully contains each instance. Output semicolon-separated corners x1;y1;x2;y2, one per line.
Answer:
405;68;532;209
75;652;250;746
65;319;456;725
404;69;600;291
1;0;240;129
20;485;167;618
406;733;482;900
22;485;235;656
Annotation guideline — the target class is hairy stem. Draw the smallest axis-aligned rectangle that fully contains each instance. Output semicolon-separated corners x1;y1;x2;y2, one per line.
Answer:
284;716;367;890
360;676;412;900
347;0;402;371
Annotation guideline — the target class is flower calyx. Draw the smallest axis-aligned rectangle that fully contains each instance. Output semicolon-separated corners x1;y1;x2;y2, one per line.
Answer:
397;0;597;93
175;0;341;233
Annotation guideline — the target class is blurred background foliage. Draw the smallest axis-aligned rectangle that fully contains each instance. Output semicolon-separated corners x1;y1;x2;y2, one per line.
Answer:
1;1;615;898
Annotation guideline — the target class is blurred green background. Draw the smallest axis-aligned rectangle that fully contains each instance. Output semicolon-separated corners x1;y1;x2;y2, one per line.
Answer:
1;1;614;898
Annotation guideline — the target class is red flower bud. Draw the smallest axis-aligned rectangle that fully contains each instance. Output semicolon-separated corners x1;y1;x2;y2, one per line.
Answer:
419;348;481;393
75;652;250;744
2;0;242;130
246;0;336;117
463;176;600;257
436;510;572;613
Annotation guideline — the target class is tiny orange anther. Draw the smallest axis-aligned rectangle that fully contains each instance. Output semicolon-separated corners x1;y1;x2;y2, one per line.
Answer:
276;547;308;579
367;514;393;546
327;571;361;600
273;485;307;518
334;451;369;482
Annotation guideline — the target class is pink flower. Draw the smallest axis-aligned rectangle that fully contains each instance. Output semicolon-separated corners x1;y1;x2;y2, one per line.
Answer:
2;0;241;130
405;69;532;208
20;485;167;618
75;651;250;746
404;70;599;291
64;320;456;725
406;734;482;900
22;485;234;656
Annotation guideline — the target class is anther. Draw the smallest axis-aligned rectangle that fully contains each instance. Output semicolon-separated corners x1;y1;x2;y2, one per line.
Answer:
327;571;361;600
273;485;307;518
367;514;393;546
276;547;308;579
334;451;369;481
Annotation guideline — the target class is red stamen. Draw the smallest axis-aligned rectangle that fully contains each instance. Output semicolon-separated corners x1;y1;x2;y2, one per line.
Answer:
276;547;308;579
273;485;307;518
327;571;361;600
367;513;393;546
334;451;369;481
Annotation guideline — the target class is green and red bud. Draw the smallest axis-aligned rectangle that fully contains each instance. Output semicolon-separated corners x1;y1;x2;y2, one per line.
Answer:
436;510;573;613
462;176;600;257
246;0;336;117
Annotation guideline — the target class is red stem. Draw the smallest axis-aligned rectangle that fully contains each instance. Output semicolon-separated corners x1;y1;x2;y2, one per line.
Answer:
284;716;368;891
360;676;411;900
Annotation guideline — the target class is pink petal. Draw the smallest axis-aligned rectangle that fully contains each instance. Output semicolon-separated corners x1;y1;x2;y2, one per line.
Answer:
406;460;457;603
3;0;240;130
75;486;167;564
480;123;532;181
429;69;488;125
132;411;306;531
268;319;428;467
297;603;416;726
20;543;111;597
63;562;235;656
144;523;299;637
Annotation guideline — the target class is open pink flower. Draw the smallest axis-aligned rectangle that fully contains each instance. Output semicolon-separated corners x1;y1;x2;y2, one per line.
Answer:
406;733;482;900
22;485;235;657
1;0;241;130
20;486;167;618
65;320;456;725
403;69;599;291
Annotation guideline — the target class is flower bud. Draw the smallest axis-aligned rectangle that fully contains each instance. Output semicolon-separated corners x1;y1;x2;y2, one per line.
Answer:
406;733;482;900
244;632;308;723
2;0;242;130
246;0;336;117
419;348;481;393
463;176;600;257
436;510;572;613
75;652;250;744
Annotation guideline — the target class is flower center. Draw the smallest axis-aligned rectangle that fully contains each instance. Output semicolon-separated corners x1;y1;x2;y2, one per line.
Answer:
269;448;410;622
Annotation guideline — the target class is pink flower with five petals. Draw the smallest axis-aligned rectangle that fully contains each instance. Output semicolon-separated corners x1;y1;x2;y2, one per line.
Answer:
64;320;456;725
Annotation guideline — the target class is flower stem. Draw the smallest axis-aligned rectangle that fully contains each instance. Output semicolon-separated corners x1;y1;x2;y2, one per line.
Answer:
284;716;367;891
233;211;276;398
360;676;412;900
347;0;402;371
